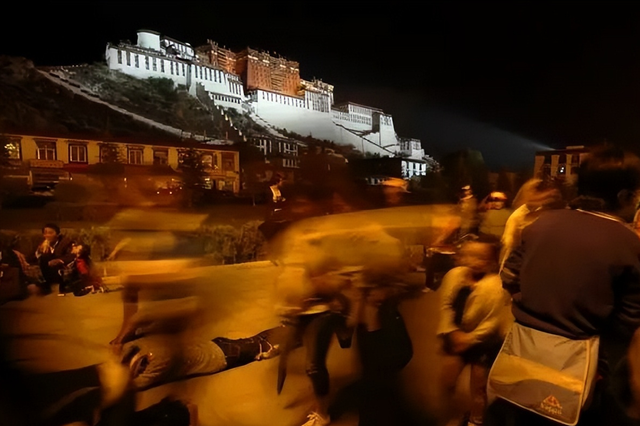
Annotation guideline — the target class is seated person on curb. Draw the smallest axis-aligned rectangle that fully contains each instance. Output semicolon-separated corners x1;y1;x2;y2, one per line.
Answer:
436;238;513;426
35;223;74;296
61;242;104;297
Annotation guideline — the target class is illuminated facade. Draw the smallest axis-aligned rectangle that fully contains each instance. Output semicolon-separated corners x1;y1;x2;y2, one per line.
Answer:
104;30;434;168
106;30;245;110
2;133;240;192
533;145;589;185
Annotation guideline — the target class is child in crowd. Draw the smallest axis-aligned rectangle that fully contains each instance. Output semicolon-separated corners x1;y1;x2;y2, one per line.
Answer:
436;238;513;426
62;243;103;296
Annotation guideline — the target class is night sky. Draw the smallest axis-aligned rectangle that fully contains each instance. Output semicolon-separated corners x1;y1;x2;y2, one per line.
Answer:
3;1;640;170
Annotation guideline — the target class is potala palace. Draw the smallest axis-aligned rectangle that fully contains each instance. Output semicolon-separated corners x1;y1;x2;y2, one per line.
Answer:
105;29;434;178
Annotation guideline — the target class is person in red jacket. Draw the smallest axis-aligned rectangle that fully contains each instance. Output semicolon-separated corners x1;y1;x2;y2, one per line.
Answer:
62;243;103;296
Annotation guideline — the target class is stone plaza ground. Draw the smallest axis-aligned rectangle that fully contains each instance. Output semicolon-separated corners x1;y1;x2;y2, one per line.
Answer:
0;202;473;425
0;260;472;426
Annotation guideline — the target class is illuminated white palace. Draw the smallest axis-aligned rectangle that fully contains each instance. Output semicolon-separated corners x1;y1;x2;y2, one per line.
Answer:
106;30;435;178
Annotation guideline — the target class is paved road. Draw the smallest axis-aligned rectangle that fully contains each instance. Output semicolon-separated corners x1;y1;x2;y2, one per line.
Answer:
0;261;470;426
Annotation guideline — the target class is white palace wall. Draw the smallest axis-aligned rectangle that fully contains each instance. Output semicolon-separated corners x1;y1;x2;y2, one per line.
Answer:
104;31;429;162
250;91;337;141
250;92;412;157
106;44;245;110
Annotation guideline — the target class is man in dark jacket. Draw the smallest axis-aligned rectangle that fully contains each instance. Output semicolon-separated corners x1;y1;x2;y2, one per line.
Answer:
498;145;640;425
35;223;75;295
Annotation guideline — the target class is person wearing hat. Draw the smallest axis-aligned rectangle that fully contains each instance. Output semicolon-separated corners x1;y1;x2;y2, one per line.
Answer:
381;178;410;207
458;185;479;238
478;192;512;240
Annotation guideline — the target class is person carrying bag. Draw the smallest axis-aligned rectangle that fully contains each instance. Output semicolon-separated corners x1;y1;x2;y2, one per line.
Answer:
493;146;640;426
487;322;600;425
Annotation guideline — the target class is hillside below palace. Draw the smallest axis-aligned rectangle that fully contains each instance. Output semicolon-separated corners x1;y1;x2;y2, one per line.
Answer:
105;29;433;178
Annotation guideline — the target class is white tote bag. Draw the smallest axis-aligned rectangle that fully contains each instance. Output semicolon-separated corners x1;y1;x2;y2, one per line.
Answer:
487;322;599;425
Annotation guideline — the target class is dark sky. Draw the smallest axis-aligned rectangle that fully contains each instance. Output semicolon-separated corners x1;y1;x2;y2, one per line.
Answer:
3;1;640;170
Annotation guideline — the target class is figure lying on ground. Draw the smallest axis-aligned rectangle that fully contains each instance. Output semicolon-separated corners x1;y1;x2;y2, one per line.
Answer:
110;295;285;390
4;296;285;426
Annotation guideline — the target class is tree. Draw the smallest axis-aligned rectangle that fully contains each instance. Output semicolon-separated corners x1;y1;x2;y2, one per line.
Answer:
496;168;514;198
178;148;208;208
98;142;125;165
423;156;441;174
0;134;29;209
86;142;126;200
235;141;267;206
0;134;12;167
439;149;491;202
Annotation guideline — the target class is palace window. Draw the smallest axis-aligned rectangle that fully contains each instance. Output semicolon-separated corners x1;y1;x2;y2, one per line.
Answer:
170;62;174;75
126;51;131;66
152;58;157;71
68;144;88;163
135;54;139;68
161;60;165;73
117;50;122;64
145;56;149;70
153;149;169;166
182;63;185;76
128;148;144;165
36;141;57;160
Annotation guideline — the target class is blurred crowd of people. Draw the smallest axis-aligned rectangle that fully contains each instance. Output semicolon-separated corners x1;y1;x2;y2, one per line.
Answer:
1;145;640;426
435;145;640;426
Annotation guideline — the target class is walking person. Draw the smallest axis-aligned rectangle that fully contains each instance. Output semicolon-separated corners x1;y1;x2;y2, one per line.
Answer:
478;191;512;240
330;274;415;426
458;185;479;238
277;265;354;426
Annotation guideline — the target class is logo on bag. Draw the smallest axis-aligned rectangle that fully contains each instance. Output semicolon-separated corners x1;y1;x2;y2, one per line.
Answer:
540;395;563;416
